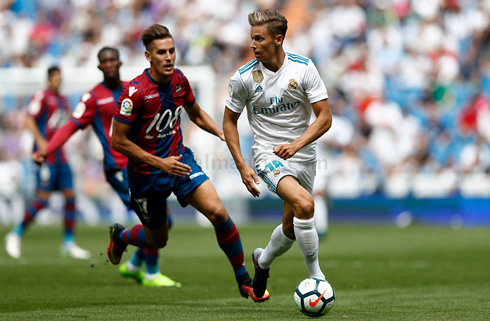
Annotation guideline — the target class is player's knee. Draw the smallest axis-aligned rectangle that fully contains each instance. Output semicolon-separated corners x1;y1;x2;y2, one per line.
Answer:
204;204;227;225
146;233;168;248
150;237;168;249
293;198;314;219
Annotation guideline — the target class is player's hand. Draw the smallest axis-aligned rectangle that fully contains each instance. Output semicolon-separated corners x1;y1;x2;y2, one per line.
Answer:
32;150;46;166
238;165;260;197
157;155;192;177
273;143;299;160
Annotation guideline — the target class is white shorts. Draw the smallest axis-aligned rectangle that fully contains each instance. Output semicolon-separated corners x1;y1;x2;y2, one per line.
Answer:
255;156;316;195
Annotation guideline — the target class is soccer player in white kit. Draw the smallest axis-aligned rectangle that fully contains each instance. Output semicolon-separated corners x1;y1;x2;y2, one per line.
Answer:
223;9;333;298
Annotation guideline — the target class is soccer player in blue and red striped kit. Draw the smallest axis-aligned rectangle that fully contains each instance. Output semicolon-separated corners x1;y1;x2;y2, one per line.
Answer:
33;48;179;287
5;66;90;259
108;24;268;302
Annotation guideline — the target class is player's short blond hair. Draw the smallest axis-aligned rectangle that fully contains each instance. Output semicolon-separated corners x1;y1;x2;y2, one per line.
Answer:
248;9;288;38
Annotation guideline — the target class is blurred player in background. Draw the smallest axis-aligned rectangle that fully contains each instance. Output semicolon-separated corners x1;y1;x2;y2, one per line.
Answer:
32;48;180;287
223;9;332;298
313;148;330;239
313;90;356;239
5;66;90;259
108;24;268;302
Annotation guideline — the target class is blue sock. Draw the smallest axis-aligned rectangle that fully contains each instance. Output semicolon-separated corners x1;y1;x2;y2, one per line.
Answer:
63;197;76;244
14;198;49;236
144;248;159;274
130;248;145;268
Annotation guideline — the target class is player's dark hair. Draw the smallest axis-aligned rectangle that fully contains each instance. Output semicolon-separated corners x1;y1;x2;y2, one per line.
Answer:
47;66;60;78
140;24;173;50
248;9;288;38
97;46;120;61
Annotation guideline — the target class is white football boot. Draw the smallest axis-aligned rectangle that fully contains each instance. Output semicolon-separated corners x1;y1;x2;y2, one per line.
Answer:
5;232;21;259
61;242;91;259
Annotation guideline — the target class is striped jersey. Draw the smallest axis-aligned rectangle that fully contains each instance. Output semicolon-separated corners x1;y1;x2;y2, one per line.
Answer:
70;81;129;170
226;53;328;162
114;68;196;175
26;88;70;165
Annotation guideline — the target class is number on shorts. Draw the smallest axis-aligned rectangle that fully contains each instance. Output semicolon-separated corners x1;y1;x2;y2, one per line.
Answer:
134;197;148;214
265;160;284;172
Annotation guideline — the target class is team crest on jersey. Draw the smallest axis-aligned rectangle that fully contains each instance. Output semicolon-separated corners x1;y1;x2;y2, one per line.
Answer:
120;98;133;116
228;83;233;96
72;102;86;119
174;83;183;96
288;79;298;91
253;70;264;83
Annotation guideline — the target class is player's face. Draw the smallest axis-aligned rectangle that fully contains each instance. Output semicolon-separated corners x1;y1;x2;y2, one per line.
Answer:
250;25;282;63
48;71;62;91
146;37;176;80
98;51;122;79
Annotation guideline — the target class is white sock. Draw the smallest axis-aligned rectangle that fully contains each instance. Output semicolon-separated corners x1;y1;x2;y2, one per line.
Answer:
126;261;139;273
293;217;325;279
145;271;158;281
314;195;328;236
258;224;295;269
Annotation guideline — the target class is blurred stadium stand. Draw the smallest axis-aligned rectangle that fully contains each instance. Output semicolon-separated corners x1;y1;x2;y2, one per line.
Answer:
0;0;489;226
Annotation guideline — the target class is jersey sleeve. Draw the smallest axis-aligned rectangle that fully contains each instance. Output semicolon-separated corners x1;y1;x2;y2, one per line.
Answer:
303;60;328;104
182;74;196;106
225;71;248;113
70;91;96;129
26;90;46;118
114;82;144;125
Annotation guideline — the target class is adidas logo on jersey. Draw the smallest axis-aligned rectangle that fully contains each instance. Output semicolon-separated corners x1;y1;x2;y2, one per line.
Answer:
128;86;137;97
255;85;263;93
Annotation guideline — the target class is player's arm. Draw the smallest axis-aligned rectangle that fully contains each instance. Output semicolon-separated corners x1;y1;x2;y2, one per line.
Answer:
25;116;48;151
32;121;79;165
111;119;191;177
25;91;48;151
223;107;260;197
32;92;97;165
273;99;332;160
184;101;225;141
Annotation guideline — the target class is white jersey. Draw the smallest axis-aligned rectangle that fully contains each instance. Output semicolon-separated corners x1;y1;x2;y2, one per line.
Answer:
226;52;328;163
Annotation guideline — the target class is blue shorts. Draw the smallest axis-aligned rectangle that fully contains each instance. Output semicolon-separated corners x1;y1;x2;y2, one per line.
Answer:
36;162;74;192
128;147;208;229
105;168;131;210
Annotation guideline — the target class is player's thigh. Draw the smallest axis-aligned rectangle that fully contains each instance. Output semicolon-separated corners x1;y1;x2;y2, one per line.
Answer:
131;190;169;232
277;176;314;219
182;180;227;225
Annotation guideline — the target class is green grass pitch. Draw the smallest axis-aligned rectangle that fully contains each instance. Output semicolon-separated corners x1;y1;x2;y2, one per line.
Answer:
0;224;489;320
